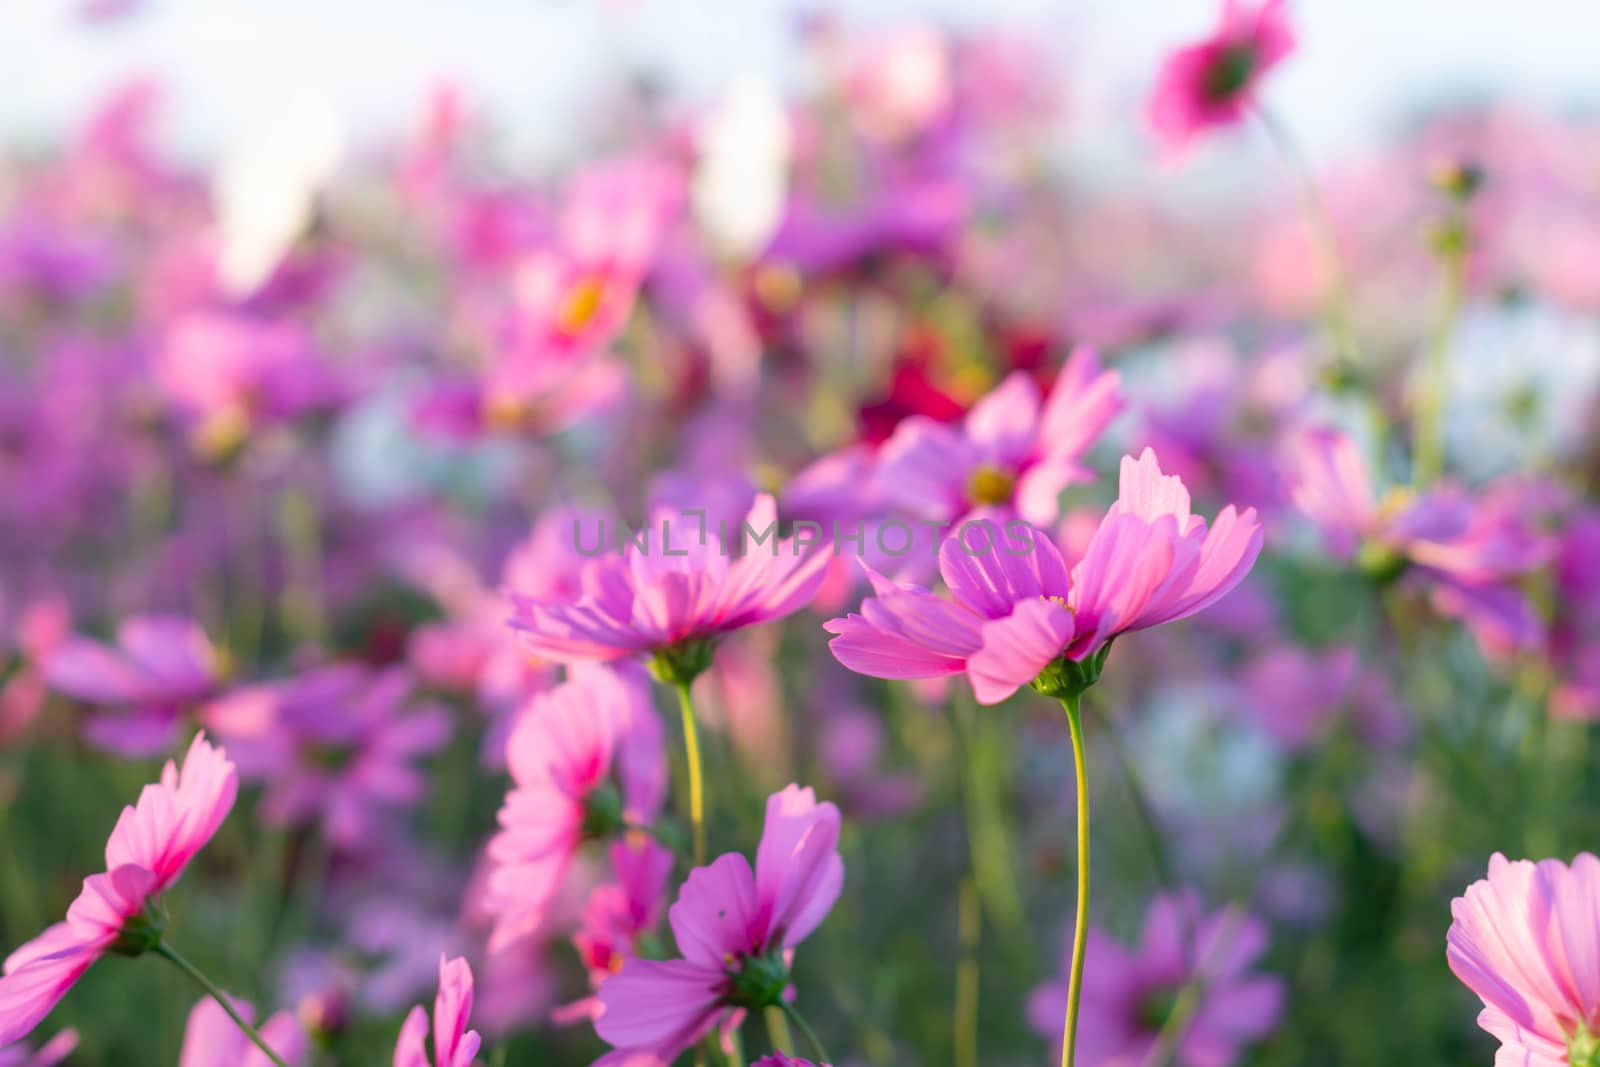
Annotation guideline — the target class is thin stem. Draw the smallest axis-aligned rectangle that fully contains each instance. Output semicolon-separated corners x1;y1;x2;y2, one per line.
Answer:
1058;693;1091;1067
155;941;291;1067
1414;218;1467;486
673;680;707;866
764;1005;795;1055
780;1001;831;1066
955;878;980;1067
1254;106;1361;375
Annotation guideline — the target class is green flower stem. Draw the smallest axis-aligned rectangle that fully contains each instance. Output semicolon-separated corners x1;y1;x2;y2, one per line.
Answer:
155;940;290;1067
780;1001;831;1066
1058;693;1091;1067
673;679;707;866
765;1005;795;1055
1414;212;1468;486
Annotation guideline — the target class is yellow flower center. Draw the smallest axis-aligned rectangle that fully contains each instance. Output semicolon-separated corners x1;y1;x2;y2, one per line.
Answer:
558;274;609;336
966;464;1016;506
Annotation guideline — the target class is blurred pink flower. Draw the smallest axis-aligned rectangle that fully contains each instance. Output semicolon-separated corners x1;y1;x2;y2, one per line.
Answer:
1287;427;1549;654
828;449;1262;703
484;666;666;950
203;665;449;848
1448;852;1600;1067
872;349;1123;526
508;495;830;672
0;1030;77;1067
554;837;676;1025
753;1057;824;1067
592;785;843;1066
45;615;221;757
1148;0;1295;157
1028;892;1284;1066
394;956;482;1067
180;995;306;1067
0;733;237;1046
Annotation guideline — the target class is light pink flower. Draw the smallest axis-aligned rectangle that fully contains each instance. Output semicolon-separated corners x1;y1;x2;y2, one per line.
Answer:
0;733;237;1046
508;495;831;672
1287;427;1549;655
0;1030;77;1067
872;349;1123;526
484;666;666;949
45;615;221;757
1148;0;1295;157
394;956;482;1067
1448;853;1600;1067
592;786;843;1066
180;995;307;1067
828;449;1262;703
1028;892;1284;1066
555;837;676;1025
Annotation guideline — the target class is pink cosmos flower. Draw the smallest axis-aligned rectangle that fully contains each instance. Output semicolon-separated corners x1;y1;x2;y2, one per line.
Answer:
203;664;450;848
0;1030;76;1067
0;733;237;1046
180;995;307;1067
1148;0;1296;157
592;785;844;1066
1028;892;1284;1066
554;837;676;1025
394;956;482;1067
871;349;1124;526
1447;852;1600;1067
155;311;350;456
484;666;666;949
45;614;221;757
1287;427;1549;655
827;449;1262;703
508;495;831;675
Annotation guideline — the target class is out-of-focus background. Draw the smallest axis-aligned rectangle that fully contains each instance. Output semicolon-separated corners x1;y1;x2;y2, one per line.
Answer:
6;0;1600;165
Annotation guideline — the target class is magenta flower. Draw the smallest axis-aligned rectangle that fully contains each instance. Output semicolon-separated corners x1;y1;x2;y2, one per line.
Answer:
872;349;1124;526
394;956;482;1067
592;786;843;1066
180;995;306;1067
1287;427;1549;654
45;615;222;757
203;664;450;848
753;1057;825;1067
0;733;237;1046
827;449;1262;703
554;837;676;1025
1447;852;1600;1067
1148;0;1295;157
484;666;666;950
508;495;831;677
0;1030;76;1067
1028;892;1284;1067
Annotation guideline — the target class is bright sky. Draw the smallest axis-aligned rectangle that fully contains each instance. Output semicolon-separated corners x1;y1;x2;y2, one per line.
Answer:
3;0;1599;165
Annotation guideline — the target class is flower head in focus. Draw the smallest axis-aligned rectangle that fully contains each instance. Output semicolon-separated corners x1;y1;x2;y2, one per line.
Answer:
508;494;831;685
0;734;237;1046
592;785;844;1066
828;449;1262;704
1448;853;1600;1067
